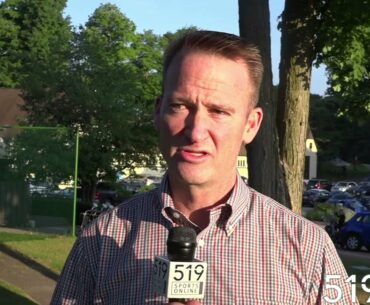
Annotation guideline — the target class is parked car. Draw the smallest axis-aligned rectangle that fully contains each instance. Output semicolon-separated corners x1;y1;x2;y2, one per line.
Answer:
51;187;82;202
336;211;370;251
303;179;309;191
302;189;331;207
29;183;52;197
354;184;370;198
307;178;332;191
119;178;146;193
359;176;370;186
146;176;162;186
359;197;370;211
355;185;370;210
330;181;358;193
326;192;368;212
327;191;353;202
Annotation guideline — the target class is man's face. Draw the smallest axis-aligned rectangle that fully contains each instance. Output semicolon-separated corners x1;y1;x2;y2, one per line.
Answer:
155;51;262;188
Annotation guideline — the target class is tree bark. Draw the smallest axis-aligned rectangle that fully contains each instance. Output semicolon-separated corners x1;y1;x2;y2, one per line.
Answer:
277;0;320;214
81;177;97;206
238;0;289;206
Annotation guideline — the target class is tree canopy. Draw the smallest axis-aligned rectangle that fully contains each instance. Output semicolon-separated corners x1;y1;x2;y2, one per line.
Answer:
317;0;370;120
4;128;75;184
2;3;199;204
0;2;166;203
310;94;370;164
0;0;71;87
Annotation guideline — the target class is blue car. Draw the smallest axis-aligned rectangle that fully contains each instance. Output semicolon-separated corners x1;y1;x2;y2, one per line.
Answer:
303;189;331;207
326;191;368;212
337;211;370;251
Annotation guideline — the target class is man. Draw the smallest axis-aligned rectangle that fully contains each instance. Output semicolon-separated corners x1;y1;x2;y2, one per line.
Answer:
335;203;346;230
51;31;356;305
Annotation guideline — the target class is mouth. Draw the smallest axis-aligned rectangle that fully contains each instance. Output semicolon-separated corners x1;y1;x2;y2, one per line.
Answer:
177;148;209;162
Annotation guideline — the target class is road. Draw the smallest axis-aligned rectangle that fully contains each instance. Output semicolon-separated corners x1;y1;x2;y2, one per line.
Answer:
338;248;370;260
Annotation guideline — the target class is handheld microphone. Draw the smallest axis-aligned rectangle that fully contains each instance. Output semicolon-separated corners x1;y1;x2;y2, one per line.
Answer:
168;227;197;303
152;227;207;301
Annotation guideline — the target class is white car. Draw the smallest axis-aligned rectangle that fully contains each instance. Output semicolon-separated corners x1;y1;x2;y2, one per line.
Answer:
29;183;50;196
330;181;358;193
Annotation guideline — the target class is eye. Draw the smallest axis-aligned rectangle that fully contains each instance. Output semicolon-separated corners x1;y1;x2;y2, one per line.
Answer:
169;102;186;112
210;108;229;116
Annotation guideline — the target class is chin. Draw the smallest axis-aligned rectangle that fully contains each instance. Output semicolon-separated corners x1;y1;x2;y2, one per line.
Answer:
172;167;212;186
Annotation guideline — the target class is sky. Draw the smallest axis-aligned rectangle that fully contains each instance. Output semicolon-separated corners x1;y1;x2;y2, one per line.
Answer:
64;0;327;95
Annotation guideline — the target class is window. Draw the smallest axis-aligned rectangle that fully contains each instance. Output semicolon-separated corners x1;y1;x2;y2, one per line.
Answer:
362;215;370;224
237;160;246;167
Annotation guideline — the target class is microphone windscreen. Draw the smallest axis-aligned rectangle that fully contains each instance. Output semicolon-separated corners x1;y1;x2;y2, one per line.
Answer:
167;227;197;262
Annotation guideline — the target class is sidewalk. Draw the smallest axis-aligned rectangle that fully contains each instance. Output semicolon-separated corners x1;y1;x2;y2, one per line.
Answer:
0;245;57;305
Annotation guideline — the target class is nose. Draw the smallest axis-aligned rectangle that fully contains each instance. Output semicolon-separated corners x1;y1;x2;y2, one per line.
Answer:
184;110;209;143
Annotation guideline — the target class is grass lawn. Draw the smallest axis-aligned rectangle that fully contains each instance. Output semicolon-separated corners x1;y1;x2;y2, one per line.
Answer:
0;279;38;305
0;231;75;305
0;231;75;274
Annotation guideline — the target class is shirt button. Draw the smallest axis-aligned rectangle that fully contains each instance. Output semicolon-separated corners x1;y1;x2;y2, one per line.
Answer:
198;239;205;247
172;211;181;219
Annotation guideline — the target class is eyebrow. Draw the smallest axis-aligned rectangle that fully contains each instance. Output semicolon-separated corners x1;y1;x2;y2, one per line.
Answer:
206;102;235;114
166;96;235;113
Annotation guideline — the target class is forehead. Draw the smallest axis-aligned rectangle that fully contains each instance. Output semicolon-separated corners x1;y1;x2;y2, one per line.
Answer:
163;51;253;98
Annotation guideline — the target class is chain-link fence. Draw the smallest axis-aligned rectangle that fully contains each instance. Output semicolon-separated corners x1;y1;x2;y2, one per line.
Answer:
0;126;78;235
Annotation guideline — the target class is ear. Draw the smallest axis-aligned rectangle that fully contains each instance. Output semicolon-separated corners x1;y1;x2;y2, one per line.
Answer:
242;107;263;144
154;96;162;130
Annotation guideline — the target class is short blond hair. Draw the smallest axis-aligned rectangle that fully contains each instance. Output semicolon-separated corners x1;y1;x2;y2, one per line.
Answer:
163;30;264;106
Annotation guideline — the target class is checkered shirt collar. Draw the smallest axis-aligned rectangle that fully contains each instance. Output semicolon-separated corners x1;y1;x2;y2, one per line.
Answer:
156;172;252;236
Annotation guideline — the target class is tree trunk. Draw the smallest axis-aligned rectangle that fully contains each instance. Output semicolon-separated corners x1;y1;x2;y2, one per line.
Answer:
81;177;97;206
277;0;320;214
238;0;289;206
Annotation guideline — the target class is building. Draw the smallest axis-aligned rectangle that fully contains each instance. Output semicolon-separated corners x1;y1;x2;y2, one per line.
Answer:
305;128;318;179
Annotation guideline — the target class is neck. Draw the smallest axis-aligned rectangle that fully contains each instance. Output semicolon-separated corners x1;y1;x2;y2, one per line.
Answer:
168;174;236;229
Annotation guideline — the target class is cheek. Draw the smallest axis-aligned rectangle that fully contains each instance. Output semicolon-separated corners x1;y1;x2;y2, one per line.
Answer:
222;119;246;137
163;115;184;135
213;123;246;151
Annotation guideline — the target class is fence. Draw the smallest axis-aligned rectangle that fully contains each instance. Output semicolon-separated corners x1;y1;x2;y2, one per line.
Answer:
0;126;79;235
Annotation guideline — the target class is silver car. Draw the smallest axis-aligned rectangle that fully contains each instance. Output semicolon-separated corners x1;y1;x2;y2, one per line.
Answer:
330;181;358;193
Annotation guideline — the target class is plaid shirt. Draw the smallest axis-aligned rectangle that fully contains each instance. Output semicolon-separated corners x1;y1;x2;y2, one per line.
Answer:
51;174;357;305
